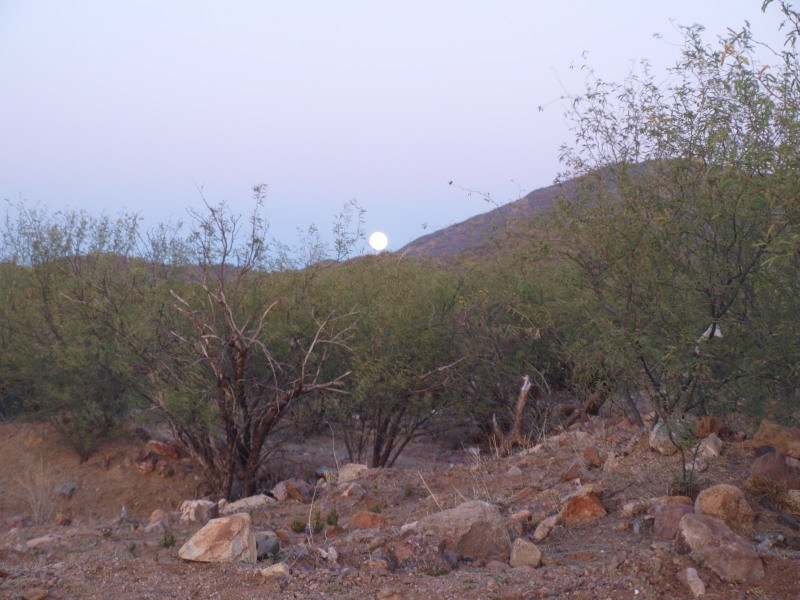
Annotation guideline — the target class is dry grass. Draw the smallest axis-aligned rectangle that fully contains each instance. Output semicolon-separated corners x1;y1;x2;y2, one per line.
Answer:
747;476;800;517
13;456;57;524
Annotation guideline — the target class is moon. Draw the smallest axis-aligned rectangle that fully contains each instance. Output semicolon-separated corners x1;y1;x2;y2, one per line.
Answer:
368;231;389;251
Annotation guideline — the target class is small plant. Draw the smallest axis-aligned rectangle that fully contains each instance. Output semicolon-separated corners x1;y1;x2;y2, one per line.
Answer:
13;456;57;524
161;532;175;548
127;542;137;557
326;505;339;526
747;476;800;516
403;484;415;498
669;468;700;498
368;502;383;514
291;519;306;534
311;511;325;534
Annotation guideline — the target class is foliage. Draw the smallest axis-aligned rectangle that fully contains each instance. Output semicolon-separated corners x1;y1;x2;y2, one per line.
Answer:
319;254;466;467
544;4;800;421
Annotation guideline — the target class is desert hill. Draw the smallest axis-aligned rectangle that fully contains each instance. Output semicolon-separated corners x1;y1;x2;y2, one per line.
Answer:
398;179;574;258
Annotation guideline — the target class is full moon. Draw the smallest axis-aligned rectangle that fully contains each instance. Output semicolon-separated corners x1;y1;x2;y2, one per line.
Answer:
368;231;389;251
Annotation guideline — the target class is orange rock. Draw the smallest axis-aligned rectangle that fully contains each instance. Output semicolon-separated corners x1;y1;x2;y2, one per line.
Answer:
752;420;800;459
695;416;730;439
146;440;180;460
694;484;755;534
560;485;606;526
582;446;604;468
350;511;391;529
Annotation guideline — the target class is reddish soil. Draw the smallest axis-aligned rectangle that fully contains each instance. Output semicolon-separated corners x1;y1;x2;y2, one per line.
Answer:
1;417;799;600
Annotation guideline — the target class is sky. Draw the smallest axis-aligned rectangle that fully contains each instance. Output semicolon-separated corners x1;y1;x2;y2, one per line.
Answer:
0;1;788;252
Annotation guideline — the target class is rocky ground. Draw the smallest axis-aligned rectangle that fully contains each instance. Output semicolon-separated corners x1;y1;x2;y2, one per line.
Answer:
1;413;799;600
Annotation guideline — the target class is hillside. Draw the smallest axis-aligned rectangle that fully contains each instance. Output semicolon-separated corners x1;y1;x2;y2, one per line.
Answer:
398;179;575;258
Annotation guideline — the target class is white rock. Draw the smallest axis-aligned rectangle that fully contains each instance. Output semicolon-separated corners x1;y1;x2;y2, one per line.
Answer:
178;513;257;563
337;463;370;484
260;562;291;579
532;514;561;542
678;567;706;596
697;433;723;459
222;494;276;515
180;499;217;524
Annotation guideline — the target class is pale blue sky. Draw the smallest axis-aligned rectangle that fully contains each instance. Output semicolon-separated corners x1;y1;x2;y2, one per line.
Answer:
0;1;786;251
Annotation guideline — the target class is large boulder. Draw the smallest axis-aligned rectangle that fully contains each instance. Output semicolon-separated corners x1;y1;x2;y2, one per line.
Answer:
676;513;763;582
752;420;800;459
694;484;755;534
178;513;257;563
416;501;509;559
751;451;800;489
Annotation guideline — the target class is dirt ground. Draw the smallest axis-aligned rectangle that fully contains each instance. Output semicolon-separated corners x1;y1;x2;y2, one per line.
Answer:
1;416;799;600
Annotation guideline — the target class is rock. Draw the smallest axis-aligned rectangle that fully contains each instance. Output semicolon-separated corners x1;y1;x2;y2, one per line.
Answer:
146;440;180;460
560;460;595;484
509;509;532;523
318;545;339;564
271;479;313;503
752;419;800;459
259;562;291;579
506;465;523;476
180;499;218;524
532;514;561;542
337;463;370;484
694;484;755;533
26;535;60;549
695;416;729;439
509;538;542;568
651;495;693;514
144;520;169;534
621;500;649;519
135;460;155;475
649;420;679;455
416;501;509;559
339;482;366;499
350;511;390;529
315;466;336;481
676;513;763;582
485;559;510;573
255;532;280;560
560;484;606;526
654;505;694;540
155;459;174;478
53;512;71;527
21;589;49;600
53;481;79;498
178;513;257;563
582;446;604;468
750;452;800;489
222;494;277;514
697;433;723;459
686;458;708;473
377;587;405;600
285;479;314;503
148;509;171;527
392;534;451;575
677;566;706;597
